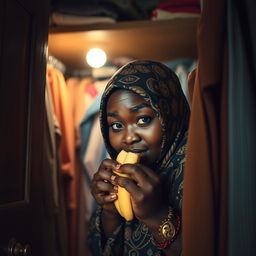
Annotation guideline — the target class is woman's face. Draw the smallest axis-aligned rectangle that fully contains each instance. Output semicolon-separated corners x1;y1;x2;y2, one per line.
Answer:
106;89;163;168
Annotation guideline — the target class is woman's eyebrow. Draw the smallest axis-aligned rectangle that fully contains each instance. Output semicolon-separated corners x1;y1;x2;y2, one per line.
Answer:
130;103;151;112
106;103;151;117
107;112;118;118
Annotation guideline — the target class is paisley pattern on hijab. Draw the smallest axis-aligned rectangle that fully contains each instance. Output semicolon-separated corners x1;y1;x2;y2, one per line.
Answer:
99;60;190;171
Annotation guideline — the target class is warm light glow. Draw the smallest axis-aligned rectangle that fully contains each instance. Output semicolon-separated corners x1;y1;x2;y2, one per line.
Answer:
86;48;107;68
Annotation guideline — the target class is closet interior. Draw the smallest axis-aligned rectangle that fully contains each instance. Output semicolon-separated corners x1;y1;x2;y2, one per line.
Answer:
46;1;200;255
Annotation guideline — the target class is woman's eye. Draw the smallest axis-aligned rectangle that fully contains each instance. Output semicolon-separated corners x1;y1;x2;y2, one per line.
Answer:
110;122;124;131
137;116;152;126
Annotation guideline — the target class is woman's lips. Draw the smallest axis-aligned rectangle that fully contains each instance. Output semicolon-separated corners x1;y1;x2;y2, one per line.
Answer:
128;148;148;154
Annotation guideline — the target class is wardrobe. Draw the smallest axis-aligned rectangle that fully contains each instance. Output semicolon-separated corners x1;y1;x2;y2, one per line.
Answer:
47;4;199;256
4;1;256;256
0;0;54;255
0;0;200;255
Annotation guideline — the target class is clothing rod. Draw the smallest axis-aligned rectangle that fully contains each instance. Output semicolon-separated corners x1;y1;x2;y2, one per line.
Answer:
48;55;66;73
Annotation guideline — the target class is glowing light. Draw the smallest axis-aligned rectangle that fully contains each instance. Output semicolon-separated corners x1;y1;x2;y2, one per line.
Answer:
86;48;107;68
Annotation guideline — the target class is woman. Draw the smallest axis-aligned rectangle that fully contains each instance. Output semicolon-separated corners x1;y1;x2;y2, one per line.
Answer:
88;60;190;255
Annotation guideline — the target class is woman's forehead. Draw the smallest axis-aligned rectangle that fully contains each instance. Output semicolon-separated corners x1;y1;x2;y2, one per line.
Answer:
107;89;147;108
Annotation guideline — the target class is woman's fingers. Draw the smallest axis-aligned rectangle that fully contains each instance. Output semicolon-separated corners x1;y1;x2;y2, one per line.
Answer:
113;175;141;197
91;158;120;206
91;179;117;196
91;180;118;203
114;163;158;187
137;164;160;183
112;164;162;203
94;159;118;181
95;192;117;205
98;180;117;192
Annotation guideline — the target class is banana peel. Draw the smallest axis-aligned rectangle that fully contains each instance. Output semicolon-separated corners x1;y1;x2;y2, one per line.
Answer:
113;150;140;221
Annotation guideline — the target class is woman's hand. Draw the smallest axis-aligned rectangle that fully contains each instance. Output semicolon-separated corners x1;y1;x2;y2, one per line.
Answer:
91;158;120;215
112;163;168;222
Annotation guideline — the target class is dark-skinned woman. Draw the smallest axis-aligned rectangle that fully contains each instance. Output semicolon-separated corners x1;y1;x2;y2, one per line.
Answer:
88;60;190;256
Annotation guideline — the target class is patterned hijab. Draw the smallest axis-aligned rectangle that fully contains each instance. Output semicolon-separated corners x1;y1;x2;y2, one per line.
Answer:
99;60;190;171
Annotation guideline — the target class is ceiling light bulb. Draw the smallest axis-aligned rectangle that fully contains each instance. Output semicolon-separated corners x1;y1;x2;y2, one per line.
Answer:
86;48;107;68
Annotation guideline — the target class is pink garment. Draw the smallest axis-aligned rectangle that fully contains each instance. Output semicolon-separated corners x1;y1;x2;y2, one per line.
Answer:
84;80;107;115
151;0;200;20
157;0;200;11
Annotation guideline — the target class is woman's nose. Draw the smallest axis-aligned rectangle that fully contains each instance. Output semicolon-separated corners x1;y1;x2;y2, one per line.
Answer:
124;127;140;144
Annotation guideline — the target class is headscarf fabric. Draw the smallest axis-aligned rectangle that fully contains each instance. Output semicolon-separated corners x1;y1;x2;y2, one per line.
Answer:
99;60;190;172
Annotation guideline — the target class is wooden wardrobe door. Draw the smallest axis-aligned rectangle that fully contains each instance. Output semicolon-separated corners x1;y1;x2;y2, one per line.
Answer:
0;0;56;255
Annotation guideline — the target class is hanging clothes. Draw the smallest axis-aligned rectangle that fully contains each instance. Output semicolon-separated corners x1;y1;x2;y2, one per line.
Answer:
47;65;76;184
164;58;197;107
79;90;109;221
44;79;61;208
151;0;201;20
182;0;228;255
66;76;93;148
66;75;94;256
46;65;78;256
79;80;109;168
43;80;68;256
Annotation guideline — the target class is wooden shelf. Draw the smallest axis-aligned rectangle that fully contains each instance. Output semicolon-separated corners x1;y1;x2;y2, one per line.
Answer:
49;18;198;33
48;17;199;70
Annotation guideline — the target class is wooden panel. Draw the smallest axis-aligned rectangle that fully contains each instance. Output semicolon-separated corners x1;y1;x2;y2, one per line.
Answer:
0;0;58;255
0;0;32;205
0;0;3;55
48;18;199;70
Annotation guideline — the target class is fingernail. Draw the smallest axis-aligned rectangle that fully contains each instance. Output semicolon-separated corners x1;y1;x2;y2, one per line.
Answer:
110;194;117;199
113;185;118;191
110;175;116;182
116;164;121;169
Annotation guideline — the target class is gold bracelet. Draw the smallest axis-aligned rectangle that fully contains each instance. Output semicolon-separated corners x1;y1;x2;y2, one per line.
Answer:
158;207;176;242
151;207;181;249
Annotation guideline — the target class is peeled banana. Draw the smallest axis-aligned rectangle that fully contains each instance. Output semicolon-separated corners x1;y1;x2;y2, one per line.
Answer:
113;150;140;221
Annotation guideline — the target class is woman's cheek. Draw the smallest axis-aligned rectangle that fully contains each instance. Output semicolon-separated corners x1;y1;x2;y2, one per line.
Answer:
109;131;121;151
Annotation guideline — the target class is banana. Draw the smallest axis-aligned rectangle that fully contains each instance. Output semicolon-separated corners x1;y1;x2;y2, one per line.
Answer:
113;150;140;221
